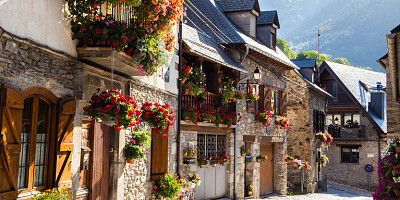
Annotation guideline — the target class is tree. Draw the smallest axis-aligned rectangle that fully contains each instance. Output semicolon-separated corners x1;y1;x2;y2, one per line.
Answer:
295;51;331;66
277;38;296;59
332;58;350;65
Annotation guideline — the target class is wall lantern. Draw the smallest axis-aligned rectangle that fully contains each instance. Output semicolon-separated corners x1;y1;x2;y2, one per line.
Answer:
253;67;261;80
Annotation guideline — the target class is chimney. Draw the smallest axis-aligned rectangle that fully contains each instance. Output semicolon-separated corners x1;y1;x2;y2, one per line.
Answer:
368;82;385;119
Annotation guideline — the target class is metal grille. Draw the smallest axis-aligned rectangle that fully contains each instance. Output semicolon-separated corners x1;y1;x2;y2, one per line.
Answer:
197;134;226;157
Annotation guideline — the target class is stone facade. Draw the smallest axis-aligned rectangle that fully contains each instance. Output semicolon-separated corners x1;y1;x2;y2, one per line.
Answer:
325;114;386;191
286;70;328;193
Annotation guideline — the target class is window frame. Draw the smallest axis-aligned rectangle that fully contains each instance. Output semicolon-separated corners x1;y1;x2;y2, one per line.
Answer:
326;113;361;126
341;146;360;164
18;88;59;194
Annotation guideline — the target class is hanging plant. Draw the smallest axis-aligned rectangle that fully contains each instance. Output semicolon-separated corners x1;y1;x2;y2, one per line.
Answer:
218;152;229;166
316;131;333;146
83;89;140;131
240;146;250;156
140;102;174;136
153;174;184;200
256;110;272;127
209;153;220;167
276;116;290;129
221;79;235;104
65;0;183;75
301;161;311;170
183;147;197;164
320;155;329;166
188;173;201;188
245;92;258;103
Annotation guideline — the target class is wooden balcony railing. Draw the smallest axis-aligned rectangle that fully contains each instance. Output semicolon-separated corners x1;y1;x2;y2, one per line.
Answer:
182;92;236;113
328;125;366;140
99;2;135;25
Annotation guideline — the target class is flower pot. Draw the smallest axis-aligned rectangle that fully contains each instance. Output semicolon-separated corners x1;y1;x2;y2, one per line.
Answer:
247;190;253;196
182;78;187;83
101;116;116;126
222;162;227;166
199;164;205;168
127;159;134;164
212;164;216;167
246;100;253;104
257;159;261;163
183;88;189;95
245;157;252;163
394;189;400;197
285;159;290;163
183;158;196;164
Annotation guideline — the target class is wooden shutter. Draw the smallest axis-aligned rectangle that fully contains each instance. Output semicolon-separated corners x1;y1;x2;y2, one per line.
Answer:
0;85;24;199
280;90;288;116
321;112;326;132
150;130;168;180
313;110;317;133
55;97;76;188
263;87;273;113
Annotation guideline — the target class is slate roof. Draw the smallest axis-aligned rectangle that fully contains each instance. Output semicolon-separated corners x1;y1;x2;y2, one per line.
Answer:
291;59;316;69
184;0;298;70
182;25;247;73
257;11;277;25
391;24;400;33
323;61;387;133
215;0;256;12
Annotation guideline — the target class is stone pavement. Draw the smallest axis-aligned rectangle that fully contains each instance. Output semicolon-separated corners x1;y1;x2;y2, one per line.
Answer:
217;182;373;200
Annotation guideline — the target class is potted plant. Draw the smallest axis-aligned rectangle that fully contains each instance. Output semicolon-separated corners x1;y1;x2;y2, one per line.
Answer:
153;174;183;200
210;154;220;167
183;83;190;95
292;159;302;169
256;110;273;127
241;146;250;156
183;147;197;164
315;131;333;147
188;173;201;188
245;92;259;104
221;79;235;104
320;155;329;166
182;66;192;83
276;116;290;129
140;102;174;136
256;154;268;163
222;111;240;128
83;89;139;131
32;187;71;200
284;154;294;163
301;161;311;170
124;131;150;164
218;152;229;166
182;106;199;125
198;105;216;123
197;155;208;168
246;184;254;196
234;90;243;102
245;152;252;163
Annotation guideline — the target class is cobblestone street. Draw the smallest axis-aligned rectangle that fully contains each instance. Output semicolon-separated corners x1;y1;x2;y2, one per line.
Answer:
259;182;373;200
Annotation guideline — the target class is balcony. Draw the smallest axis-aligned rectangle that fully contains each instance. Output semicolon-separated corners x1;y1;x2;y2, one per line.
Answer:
328;125;367;141
182;92;235;113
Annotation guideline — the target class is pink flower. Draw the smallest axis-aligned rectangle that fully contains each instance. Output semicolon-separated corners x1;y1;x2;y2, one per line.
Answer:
131;139;136;144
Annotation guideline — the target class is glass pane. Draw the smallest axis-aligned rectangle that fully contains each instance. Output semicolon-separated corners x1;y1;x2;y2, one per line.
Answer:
342;152;351;163
334;114;341;125
344;113;352;125
33;99;49;187
342;148;350;153
326;114;333;125
353;114;360;125
18;98;33;189
352;148;360;152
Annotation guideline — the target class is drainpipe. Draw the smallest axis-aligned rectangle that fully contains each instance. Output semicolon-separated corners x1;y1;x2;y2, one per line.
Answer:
240;44;250;64
234;78;240;200
177;20;183;177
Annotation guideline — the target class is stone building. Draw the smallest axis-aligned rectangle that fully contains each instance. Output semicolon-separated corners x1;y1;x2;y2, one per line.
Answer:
286;59;331;193
378;24;400;139
316;61;387;191
184;0;299;199
0;0;180;199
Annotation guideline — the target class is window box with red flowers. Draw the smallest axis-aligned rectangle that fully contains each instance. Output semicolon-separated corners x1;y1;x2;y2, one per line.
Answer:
140;102;174;136
197;155;208;168
83;89;140;131
218;152;229;166
66;0;183;75
256;110;272;127
276;116;290;130
182;106;198;125
210;154;220;167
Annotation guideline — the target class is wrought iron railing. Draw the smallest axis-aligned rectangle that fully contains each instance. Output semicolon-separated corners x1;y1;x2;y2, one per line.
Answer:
328;125;366;139
182;92;236;114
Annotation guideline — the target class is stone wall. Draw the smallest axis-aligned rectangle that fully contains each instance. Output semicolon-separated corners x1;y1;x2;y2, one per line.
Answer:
124;81;178;200
386;32;400;137
235;55;288;199
286;70;328;193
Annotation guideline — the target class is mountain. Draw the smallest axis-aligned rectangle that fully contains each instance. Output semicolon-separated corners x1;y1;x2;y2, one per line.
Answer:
260;0;400;72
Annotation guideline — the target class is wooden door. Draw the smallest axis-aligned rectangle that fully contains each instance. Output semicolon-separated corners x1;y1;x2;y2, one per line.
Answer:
90;122;111;200
260;143;274;195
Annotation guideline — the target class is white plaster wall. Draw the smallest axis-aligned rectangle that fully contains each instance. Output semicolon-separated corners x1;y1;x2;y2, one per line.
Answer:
0;0;77;56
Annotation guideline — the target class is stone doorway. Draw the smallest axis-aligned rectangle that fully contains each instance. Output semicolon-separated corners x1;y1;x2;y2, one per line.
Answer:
260;143;274;195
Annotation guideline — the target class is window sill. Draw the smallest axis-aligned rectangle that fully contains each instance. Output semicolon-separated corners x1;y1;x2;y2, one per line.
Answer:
340;162;360;165
17;191;40;200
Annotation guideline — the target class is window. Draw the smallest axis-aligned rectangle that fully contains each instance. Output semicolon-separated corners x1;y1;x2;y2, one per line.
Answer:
327;113;361;126
341;147;359;163
326;114;333;125
353;114;360;124
18;97;51;190
344;113;352;125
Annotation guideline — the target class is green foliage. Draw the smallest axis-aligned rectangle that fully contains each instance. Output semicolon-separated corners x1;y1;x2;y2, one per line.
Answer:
333;57;350;65
132;130;151;148
153;174;183;200
221;79;235;104
277;38;296;59
246;184;254;191
183;147;197;159
188;67;207;98
32;187;72;200
124;144;144;160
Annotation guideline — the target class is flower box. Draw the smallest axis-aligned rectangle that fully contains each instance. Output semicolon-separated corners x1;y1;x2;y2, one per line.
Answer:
127;159;135;164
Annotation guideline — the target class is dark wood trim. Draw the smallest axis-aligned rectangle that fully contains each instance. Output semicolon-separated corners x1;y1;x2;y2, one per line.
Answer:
259;136;284;143
243;135;256;142
181;124;235;134
336;144;362;148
